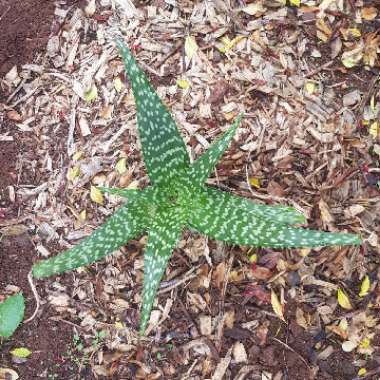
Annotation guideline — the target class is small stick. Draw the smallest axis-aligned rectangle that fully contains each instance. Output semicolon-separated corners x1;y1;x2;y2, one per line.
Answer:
24;270;40;323
272;337;310;369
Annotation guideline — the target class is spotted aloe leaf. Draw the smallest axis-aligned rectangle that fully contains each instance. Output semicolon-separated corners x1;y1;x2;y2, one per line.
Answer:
32;39;361;335
116;40;190;186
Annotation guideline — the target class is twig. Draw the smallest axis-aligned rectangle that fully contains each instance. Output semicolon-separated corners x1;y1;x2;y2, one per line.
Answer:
0;5;11;23
271;337;311;369
304;60;334;78
157;267;198;294
24;270;40;323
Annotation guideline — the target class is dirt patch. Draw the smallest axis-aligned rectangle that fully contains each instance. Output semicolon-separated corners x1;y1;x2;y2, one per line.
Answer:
0;234;82;380
0;0;56;76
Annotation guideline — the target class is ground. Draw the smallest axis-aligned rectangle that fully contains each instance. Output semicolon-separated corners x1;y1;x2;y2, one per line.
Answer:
0;1;380;380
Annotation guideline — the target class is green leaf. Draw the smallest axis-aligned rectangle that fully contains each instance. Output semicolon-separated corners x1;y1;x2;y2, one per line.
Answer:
200;186;306;225
10;347;32;358
140;208;184;335
97;186;142;200
188;114;242;186
116;39;190;185
0;294;25;339
32;198;149;278
189;187;361;248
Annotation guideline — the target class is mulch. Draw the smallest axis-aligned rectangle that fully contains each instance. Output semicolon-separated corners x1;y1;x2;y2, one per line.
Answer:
0;1;379;380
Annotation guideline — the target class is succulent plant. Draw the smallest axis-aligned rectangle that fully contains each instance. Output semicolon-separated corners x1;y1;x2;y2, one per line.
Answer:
32;39;361;335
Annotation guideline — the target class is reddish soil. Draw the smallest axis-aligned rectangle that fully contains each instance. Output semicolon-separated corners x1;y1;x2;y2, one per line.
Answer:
0;0;55;76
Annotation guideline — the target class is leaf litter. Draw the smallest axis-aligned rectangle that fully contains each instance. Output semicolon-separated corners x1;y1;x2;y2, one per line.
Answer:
1;0;380;379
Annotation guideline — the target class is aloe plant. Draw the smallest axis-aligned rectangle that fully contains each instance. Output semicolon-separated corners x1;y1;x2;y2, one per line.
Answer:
32;39;361;335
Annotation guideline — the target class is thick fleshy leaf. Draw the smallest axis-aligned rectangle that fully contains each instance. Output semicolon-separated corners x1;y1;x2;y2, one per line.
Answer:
198;186;306;225
140;209;184;335
97;186;142;200
116;39;190;185
188;114;242;186
0;294;25;339
189;187;361;248
32;199;149;278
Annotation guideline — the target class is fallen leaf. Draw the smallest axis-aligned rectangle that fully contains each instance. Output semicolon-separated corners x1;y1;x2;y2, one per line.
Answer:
0;368;19;380
115;158;127;175
362;7;377;20
295;307;308;329
10;348;32;359
84;0;96;16
249;177;261;188
358;368;367;376
359;275;370;298
251;265;272;280
185;36;198;60
305;81;317;94
176;79;190;89
241;3;265;16
84;84;98;102
232;342;247;363
369;121;378;138
337;288;353;310
7;110;22;122
114;76;124;92
90;185;104;205
271;290;285;322
67;166;80;181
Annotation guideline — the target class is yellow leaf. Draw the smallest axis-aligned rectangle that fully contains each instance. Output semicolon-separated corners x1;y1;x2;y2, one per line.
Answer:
249;254;257;263
72;151;83;161
305;81;317;94
185;36;198;60
79;209;87;221
176;79;190;89
348;28;361;38
337;288;353;310
289;0;300;6
10;347;32;358
299;248;311;257
67;166;80;182
370;95;376;112
369;121;378;138
219;36;245;53
249;177;261;188
114;76;123;92
114;321;124;329
84;84;98;102
90;186;104;205
342;55;361;68
358;368;367;376
271;290;285;321
359;337;370;349
359;275;370;297
115;158;127;175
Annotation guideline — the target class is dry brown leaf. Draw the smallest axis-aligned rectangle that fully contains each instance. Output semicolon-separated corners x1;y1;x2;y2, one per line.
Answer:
271;290;285;322
212;262;226;290
361;7;378;20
